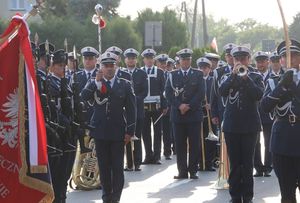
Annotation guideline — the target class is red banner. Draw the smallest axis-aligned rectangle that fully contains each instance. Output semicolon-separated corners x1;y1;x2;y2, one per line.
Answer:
0;15;53;202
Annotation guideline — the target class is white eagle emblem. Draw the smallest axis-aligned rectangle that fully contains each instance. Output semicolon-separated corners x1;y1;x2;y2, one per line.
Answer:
0;89;18;149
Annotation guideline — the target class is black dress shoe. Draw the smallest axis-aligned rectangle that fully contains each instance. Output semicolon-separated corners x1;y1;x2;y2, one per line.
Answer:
165;155;172;160
229;199;242;203
253;171;264;177
189;173;199;179
134;166;142;171
153;159;162;164
174;174;188;179
205;167;216;172
111;201;119;203
264;172;271;177
141;158;153;165
124;167;133;171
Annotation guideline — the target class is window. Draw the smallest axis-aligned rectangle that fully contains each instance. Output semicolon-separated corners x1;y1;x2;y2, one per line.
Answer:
10;0;26;10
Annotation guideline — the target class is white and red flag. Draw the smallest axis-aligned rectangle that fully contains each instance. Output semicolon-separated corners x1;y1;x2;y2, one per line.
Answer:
0;15;53;203
210;37;219;53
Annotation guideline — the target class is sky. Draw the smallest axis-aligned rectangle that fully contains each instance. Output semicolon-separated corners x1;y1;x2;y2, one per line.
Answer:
118;0;300;27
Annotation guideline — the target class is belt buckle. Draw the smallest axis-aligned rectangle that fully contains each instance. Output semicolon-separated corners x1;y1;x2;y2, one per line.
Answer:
289;115;296;124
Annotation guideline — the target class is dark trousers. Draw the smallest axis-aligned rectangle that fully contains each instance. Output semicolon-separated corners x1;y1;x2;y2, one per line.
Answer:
273;154;300;203
224;132;258;202
174;122;201;175
199;117;217;168
142;110;162;161
162;114;172;157
95;139;124;202
254;123;273;173
126;118;143;168
54;127;76;203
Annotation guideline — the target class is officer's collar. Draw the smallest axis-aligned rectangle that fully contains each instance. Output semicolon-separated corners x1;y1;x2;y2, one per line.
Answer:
145;65;154;70
203;75;209;80
37;69;47;76
103;75;116;86
84;67;96;75
181;67;191;74
127;67;136;73
52;74;61;82
261;69;269;79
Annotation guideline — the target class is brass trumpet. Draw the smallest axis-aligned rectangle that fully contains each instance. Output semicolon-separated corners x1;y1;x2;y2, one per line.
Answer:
237;64;248;77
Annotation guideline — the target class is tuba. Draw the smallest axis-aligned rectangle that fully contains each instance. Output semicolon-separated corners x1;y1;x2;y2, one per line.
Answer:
214;131;229;189
70;131;101;190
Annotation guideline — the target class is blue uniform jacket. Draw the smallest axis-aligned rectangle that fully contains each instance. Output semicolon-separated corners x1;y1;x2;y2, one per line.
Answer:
261;70;300;156
219;69;264;133
210;65;231;121
130;68;148;119
165;68;205;123
81;77;136;141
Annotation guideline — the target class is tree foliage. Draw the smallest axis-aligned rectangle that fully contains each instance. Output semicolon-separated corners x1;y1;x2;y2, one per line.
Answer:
102;17;142;51
290;12;300;42
40;0;120;21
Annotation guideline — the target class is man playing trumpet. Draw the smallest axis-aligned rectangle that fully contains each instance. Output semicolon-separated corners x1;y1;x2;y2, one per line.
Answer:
219;46;264;203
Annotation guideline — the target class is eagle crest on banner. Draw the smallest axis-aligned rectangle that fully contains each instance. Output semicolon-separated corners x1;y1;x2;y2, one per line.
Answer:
0;89;18;149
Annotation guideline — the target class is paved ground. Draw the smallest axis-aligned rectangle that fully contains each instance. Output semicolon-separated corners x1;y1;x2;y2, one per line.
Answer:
66;156;299;203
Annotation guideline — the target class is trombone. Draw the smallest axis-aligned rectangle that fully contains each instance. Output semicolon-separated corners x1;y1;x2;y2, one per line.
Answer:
214;131;229;189
205;96;219;142
200;96;219;171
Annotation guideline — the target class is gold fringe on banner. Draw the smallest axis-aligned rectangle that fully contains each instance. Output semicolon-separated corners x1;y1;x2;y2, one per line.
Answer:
18;48;54;203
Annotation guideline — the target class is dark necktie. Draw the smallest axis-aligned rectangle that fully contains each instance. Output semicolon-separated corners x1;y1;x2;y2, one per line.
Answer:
87;72;91;80
183;71;188;83
147;68;151;75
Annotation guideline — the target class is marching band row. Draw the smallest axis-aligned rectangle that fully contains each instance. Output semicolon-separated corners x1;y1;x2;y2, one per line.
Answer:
31;38;300;203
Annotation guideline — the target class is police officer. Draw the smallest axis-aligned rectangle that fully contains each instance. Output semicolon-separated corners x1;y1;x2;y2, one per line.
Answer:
166;57;176;154
261;39;300;203
141;48;167;164
219;46;264;203
197;57;217;171
252;51;273;177
106;46;131;81
81;52;136;203
123;48;148;171
218;60;227;68
155;53;173;160
165;48;205;179
72;46;99;117
36;42;55;93
167;58;175;71
270;51;284;76
74;47;99;90
210;43;236;128
48;49;76;203
205;52;220;72
65;52;77;83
